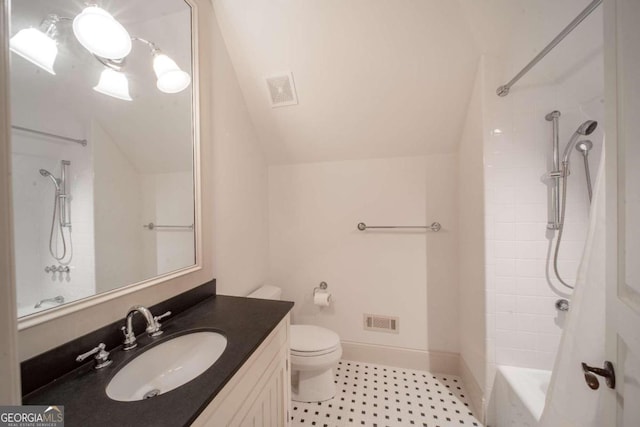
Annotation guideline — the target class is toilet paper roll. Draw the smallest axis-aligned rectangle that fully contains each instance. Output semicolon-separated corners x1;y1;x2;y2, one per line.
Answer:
314;292;332;307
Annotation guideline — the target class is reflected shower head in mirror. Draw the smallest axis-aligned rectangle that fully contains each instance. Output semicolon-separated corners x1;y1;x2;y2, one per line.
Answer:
561;120;597;165
39;169;60;191
576;140;593;154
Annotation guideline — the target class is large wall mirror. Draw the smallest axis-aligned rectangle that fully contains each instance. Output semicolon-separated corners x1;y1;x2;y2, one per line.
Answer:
10;0;197;319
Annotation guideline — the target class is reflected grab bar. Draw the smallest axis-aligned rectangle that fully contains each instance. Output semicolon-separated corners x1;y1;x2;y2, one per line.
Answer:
357;222;441;232
143;222;194;231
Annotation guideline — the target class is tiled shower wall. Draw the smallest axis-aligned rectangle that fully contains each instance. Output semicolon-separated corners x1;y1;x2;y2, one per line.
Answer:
11;125;95;317
482;53;604;387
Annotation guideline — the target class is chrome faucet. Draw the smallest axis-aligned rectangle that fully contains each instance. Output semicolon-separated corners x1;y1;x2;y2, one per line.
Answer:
121;305;171;350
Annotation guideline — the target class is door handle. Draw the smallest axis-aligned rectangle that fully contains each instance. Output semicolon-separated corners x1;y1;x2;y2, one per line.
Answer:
582;361;615;390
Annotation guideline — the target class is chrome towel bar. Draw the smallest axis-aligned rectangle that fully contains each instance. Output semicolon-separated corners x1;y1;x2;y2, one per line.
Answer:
357;222;441;232
143;222;194;230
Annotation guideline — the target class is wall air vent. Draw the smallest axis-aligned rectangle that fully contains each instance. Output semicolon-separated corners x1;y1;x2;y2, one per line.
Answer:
363;314;399;334
266;72;298;108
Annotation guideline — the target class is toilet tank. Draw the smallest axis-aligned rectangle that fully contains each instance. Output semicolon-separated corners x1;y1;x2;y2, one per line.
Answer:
247;285;282;300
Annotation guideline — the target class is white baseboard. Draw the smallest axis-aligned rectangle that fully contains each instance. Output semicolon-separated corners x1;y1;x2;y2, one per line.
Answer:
340;341;460;375
459;356;485;423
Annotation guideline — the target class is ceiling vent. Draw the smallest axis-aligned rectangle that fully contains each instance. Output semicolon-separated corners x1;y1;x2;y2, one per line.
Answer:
266;72;298;108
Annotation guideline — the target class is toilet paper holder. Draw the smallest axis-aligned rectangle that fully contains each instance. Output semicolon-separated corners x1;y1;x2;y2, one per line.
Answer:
313;281;328;296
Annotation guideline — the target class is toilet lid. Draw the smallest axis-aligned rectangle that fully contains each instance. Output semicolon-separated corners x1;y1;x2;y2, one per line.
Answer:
291;325;340;352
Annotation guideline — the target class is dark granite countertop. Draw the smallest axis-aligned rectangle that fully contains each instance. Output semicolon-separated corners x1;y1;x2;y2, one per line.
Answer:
23;295;293;427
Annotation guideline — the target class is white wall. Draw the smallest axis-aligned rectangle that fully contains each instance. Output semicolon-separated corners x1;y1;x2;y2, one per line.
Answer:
457;59;486;413
482;47;604;391
92;121;146;293
268;155;459;359
141;172;195;275
211;11;270;296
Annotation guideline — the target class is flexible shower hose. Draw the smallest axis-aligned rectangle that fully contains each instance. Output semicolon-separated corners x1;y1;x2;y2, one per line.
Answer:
47;190;72;264
553;168;573;289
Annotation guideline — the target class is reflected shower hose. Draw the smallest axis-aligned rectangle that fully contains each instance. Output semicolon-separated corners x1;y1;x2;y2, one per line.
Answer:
47;189;73;264
553;166;573;289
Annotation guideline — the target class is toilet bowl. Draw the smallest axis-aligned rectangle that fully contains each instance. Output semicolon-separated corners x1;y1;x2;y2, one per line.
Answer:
290;324;342;402
247;285;342;402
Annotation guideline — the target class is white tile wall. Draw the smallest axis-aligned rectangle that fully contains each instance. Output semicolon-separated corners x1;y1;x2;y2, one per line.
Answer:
12;130;96;317
482;52;604;381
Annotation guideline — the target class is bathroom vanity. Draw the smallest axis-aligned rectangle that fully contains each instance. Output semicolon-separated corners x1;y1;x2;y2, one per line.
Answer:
192;311;291;426
22;283;293;427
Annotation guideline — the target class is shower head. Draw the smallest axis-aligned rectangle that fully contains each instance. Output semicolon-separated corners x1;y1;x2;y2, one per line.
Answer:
39;168;60;191
576;140;593;154
577;120;598;136
562;121;598;164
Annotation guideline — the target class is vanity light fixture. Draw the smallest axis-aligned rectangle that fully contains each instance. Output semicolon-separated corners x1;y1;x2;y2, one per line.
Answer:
93;68;132;101
9;15;60;75
134;37;191;94
91;56;132;101
72;6;132;60
153;53;191;94
11;11;191;101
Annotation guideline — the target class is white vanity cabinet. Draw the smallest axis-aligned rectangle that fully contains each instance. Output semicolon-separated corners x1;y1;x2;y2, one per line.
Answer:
192;315;291;427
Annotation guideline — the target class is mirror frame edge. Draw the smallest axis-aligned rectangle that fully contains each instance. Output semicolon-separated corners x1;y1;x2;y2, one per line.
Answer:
12;0;214;361
0;0;22;403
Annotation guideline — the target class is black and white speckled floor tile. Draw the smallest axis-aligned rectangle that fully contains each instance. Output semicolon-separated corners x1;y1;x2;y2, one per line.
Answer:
290;359;482;427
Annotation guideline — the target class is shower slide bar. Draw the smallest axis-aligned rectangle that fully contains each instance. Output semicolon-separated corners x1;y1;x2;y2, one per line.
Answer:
12;125;88;146
357;222;442;232
143;222;194;231
496;0;602;97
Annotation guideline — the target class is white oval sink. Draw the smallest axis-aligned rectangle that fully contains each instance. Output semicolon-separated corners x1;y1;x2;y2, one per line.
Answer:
106;331;227;402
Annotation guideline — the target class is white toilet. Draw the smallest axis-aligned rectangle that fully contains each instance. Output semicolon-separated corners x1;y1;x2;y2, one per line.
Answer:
248;285;342;402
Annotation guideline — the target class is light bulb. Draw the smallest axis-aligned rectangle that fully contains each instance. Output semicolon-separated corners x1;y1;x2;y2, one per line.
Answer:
93;68;132;101
73;6;131;60
10;28;58;74
153;53;191;94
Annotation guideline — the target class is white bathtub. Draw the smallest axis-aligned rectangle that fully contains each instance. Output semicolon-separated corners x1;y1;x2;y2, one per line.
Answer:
491;365;552;427
17;304;38;318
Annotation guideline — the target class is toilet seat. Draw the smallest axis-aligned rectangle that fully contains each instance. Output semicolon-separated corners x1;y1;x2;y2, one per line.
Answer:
291;346;339;357
290;325;340;355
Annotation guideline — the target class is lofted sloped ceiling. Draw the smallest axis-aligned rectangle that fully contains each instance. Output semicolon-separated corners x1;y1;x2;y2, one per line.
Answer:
213;0;480;164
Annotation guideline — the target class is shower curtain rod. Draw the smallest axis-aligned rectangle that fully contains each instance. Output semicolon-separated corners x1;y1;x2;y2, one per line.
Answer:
12;125;88;146
496;0;602;97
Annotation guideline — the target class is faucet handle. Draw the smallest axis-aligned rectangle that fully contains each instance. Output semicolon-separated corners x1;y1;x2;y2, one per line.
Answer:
155;311;172;322
76;343;112;369
148;311;172;337
121;325;138;351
